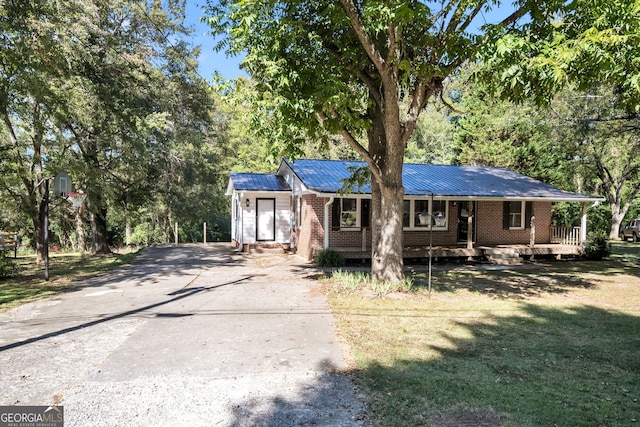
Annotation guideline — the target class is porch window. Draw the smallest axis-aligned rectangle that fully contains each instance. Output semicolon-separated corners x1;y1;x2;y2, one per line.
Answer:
509;201;524;229
503;201;533;230
403;199;449;230
341;198;358;228
331;198;369;230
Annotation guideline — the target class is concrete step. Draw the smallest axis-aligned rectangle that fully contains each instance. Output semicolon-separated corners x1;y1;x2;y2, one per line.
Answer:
487;256;523;265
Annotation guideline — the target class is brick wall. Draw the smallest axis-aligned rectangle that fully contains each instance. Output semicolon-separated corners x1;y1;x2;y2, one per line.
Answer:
476;201;552;245
295;196;554;259
296;195;326;260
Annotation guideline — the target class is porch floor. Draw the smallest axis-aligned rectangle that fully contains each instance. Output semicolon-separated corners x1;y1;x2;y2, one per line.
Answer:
333;244;582;262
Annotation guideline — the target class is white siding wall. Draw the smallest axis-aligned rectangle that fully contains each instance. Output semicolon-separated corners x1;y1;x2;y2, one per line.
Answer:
275;196;290;243
230;193;239;244
241;192;291;244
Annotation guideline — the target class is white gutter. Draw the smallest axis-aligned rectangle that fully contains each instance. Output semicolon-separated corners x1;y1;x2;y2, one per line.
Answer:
302;191;604;204
238;192;244;248
324;196;334;250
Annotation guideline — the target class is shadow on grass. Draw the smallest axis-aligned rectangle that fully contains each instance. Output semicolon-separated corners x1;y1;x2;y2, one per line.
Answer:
352;304;640;427
409;249;640;299
415;268;597;299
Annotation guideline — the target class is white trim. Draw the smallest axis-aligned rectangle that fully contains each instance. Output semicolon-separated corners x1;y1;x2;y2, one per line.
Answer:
507;200;526;230
403;199;449;231
324;197;334;249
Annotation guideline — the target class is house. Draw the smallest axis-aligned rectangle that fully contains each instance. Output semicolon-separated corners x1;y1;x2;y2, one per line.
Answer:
226;159;603;262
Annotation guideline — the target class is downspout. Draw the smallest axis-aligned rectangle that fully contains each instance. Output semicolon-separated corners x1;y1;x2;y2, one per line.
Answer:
238;192;244;249
324;196;334;250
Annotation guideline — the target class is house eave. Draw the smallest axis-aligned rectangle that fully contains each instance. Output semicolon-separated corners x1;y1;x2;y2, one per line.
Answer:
294;189;604;204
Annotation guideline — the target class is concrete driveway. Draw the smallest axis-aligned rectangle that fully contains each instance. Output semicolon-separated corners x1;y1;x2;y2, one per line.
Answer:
0;244;367;426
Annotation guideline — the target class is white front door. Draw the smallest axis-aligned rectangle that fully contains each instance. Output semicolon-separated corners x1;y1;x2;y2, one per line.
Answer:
256;198;275;241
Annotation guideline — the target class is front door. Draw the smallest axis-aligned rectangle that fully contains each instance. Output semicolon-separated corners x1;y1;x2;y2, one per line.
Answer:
457;201;477;243
256;198;276;241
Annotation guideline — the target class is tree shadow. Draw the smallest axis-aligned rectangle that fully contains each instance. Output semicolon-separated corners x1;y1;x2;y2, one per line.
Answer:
227;360;368;427
407;253;640;299
422;267;597;299
351;304;640;427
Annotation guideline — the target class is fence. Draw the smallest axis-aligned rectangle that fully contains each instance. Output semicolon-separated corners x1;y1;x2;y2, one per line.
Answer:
550;226;581;245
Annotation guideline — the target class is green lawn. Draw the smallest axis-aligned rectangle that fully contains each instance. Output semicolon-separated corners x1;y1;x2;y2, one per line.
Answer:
0;250;140;311
326;242;640;426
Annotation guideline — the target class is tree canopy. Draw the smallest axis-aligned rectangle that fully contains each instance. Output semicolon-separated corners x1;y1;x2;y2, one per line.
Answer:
205;0;614;282
0;0;227;261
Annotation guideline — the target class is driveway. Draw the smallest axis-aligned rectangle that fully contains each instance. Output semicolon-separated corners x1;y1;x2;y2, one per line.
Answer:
0;244;367;426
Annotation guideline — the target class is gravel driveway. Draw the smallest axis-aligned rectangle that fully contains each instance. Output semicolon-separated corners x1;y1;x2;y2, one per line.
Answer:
0;244;368;426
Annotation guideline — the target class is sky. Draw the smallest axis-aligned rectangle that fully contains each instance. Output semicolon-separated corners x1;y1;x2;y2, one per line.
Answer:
183;1;519;81
184;1;245;80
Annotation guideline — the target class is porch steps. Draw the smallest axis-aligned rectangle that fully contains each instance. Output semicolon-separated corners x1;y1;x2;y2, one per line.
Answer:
483;248;523;265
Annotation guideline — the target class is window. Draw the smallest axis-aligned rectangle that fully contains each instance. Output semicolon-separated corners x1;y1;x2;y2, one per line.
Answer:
415;200;429;227
341;198;358;228
432;200;447;227
403;199;449;229
503;201;533;230
332;198;370;230
509;201;523;229
403;200;411;227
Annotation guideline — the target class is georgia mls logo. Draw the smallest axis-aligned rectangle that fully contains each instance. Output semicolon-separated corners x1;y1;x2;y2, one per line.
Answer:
0;405;64;427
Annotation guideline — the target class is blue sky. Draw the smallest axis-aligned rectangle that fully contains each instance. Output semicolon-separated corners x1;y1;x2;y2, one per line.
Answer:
184;1;519;81
184;1;245;80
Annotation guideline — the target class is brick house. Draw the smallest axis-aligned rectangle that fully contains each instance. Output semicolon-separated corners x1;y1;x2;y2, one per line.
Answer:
226;159;603;261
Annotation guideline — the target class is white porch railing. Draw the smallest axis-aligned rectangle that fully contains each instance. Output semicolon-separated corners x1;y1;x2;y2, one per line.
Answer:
550;226;582;245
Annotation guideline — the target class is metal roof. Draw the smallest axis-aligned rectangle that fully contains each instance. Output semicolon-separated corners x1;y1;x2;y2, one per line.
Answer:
228;173;291;192
284;159;602;202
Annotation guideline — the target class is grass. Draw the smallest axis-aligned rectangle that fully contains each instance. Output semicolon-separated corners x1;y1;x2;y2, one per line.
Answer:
325;242;640;426
0;249;140;311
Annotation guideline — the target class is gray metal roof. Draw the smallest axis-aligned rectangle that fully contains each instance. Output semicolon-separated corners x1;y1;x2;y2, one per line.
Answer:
229;173;291;192
285;159;602;201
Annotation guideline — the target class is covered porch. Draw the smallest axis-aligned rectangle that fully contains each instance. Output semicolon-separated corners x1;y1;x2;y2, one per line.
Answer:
333;243;582;264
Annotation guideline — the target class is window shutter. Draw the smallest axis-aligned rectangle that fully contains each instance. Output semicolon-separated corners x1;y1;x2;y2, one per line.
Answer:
331;199;340;230
525;202;533;229
503;202;510;230
361;199;370;228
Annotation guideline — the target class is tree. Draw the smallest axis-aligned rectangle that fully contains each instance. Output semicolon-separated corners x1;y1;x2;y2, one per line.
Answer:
453;75;570;187
480;0;640;108
550;86;640;239
1;0;214;261
206;0;583;282
1;0;82;261
405;100;456;165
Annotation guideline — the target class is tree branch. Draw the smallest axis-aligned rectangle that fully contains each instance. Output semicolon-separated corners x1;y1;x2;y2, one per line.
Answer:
316;109;382;183
458;2;487;34
320;39;383;106
339;0;386;74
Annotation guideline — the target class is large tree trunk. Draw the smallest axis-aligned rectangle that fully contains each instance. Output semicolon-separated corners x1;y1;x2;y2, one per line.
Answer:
75;209;86;253
368;105;405;283
88;193;111;254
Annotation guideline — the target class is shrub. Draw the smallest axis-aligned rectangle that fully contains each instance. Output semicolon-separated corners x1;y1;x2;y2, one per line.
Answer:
583;231;611;260
314;249;345;267
330;269;414;296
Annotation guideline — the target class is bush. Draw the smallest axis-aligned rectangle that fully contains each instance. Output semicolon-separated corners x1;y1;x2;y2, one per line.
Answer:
330;269;414;296
314;249;345;268
583;231;611;260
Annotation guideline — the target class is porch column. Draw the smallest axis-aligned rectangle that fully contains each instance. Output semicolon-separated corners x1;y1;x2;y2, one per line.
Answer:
324;197;334;249
467;201;474;249
580;202;588;246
